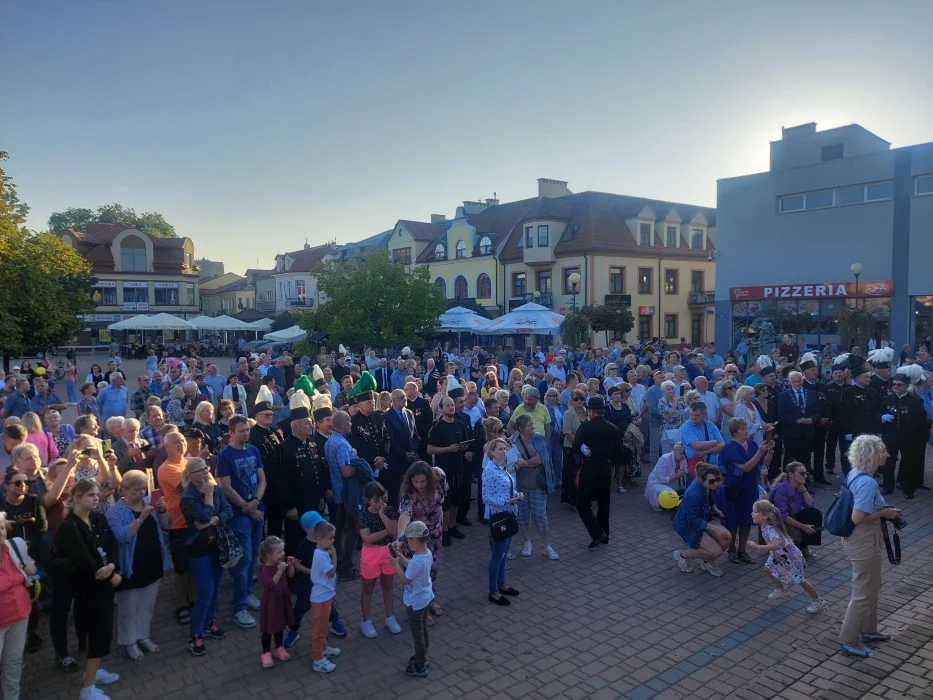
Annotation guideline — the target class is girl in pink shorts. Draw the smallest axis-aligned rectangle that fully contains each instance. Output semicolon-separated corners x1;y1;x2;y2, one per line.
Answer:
357;482;402;639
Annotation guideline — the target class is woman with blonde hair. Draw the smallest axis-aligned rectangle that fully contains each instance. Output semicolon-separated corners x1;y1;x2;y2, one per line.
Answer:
838;435;902;657
191;401;218;452
106;470;170;660
482;437;524;606
733;385;765;445
377;391;392;413
22;411;59;466
166;385;186;426
716;380;737;444
562;388;588;505
44;409;77;458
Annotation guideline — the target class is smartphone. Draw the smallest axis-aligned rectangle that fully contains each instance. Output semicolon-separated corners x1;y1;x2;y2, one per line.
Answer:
150;488;163;506
80;448;93;457
101;439;112;453
764;428;774;443
140;443;153;452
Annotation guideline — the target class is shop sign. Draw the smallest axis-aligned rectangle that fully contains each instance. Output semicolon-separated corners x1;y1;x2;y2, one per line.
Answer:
137;302;150;311
729;280;894;302
122;281;148;288
154;281;178;288
124;302;137;311
638;306;655;316
98;329;111;343
92;280;117;288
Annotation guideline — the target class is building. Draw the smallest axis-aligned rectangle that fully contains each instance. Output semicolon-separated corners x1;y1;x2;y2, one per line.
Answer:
333;230;392;263
387;178;717;347
199;275;255;316
246;268;276;314
196;258;225;279
59;223;200;342
715;122;933;354
272;242;338;313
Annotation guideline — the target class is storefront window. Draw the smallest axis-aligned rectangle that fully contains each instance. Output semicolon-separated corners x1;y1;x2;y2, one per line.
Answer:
818;300;843;346
154;284;179;305
913;296;932;351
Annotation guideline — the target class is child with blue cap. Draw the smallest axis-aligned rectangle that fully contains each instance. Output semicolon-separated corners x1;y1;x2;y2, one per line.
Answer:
283;511;347;648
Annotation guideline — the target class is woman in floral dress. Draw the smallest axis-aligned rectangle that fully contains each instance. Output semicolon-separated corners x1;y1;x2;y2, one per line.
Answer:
396;461;446;622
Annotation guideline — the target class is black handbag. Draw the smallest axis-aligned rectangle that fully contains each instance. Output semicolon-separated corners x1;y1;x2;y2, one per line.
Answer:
488;472;519;542
186;525;218;558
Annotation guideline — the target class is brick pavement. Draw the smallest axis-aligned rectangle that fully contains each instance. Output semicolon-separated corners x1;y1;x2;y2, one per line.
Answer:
17;363;933;700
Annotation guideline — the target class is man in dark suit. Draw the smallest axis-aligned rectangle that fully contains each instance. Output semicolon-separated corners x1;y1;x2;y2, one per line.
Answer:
777;371;820;472
383;389;419;507
880;370;930;498
373;358;391;393
405;380;433;463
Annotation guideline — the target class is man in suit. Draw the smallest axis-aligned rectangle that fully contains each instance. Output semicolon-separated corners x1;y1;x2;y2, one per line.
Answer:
880;369;930;498
405;380;433;463
384;389;419;507
373;358;391;393
777;371;820;472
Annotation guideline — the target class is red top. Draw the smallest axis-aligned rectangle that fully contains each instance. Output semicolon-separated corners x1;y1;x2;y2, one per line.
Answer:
0;546;32;627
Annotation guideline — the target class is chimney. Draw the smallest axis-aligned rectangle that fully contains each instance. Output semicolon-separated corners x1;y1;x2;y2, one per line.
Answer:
430;214;446;224
485;198;499;207
781;123;817;139
537;178;572;199
462;201;488;215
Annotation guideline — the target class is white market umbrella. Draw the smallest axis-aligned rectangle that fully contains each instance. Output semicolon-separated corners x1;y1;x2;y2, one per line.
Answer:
108;313;195;331
263;325;308;342
483;302;565;336
437;306;490;332
185;316;216;330
247;318;274;331
197;315;251;331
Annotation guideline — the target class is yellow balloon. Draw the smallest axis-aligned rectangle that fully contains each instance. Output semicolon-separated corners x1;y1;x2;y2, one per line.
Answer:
658;490;681;510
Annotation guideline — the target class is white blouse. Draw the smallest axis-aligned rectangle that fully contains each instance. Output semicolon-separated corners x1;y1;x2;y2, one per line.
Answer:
482;461;518;519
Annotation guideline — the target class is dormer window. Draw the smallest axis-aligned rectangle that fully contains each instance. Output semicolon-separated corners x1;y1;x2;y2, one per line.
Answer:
434;243;446;261
120;234;147;272
455;240;466;259
690;228;704;249
666;225;678;247
537;225;549;247
639;223;652;246
478;236;492;255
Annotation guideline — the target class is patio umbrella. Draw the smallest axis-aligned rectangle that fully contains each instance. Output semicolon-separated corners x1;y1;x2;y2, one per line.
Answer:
247;318;274;331
437;306;490;332
108;313;195;331
483;302;565;336
263;325;308;342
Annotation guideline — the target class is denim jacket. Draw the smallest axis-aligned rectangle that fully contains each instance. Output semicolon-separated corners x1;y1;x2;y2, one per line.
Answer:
180;483;233;541
105;497;170;581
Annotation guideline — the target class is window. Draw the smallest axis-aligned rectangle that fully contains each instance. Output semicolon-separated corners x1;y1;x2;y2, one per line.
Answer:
455;240;467;259
537;270;552;295
95;286;117;306
296;280;306;300
638;268;652;295
476;273;491;299
639;222;652;245
154;286;178;305
690;228;704;249
835;185;865;206
805;190;833;209
666;225;678;247
537;225;549;247
821;143;844;162
435;278;447;296
917;175;933;196
392;247;411;265
512;272;526;297
478;236;492;255
525;226;534;248
563;267;580;295
780;194;804;212
866;181;894;201
664;269;678;295
123;286;148;304
638;316;651;339
691;270;704;293
433;243;446;261
609;267;624;294
119;235;147;272
664;314;678;338
454;276;468;299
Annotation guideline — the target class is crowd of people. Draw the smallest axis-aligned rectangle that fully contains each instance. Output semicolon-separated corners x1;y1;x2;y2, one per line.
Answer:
0;332;930;698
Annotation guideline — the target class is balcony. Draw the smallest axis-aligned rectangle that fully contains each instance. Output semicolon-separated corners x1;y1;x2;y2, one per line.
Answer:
523;245;554;265
604;293;632;306
509;292;552;311
284;297;314;308
256;299;277;313
688;291;716;306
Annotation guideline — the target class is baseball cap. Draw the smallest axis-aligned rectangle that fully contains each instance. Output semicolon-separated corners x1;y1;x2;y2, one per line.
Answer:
300;511;325;529
404;521;429;539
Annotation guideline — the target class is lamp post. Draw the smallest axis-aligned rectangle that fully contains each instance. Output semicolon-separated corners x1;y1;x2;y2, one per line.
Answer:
568;271;581;313
850;262;863;309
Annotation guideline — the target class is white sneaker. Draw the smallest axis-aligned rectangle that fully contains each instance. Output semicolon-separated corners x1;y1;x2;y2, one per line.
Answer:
95;669;119;685
234;610;256;628
673;550;693;573
806;597;827;614
543;545;559;560
313;658;336;673
80;687;110;700
507;551;515;560
360;620;377;638
521;541;533;557
323;646;341;657
617;486;626;494
137;638;159;653
768;587;790;600
126;643;143;661
699;561;723;577
247;594;261;609
385;615;402;634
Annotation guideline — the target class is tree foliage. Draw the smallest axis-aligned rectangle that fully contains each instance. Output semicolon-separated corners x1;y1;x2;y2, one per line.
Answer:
581;303;635;336
49;203;177;238
297;249;446;349
560;312;591;348
0;154;95;368
445;297;492;319
271;312;297;332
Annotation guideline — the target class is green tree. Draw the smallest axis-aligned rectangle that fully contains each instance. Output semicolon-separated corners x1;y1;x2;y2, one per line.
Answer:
581;303;635;336
297;250;446;349
48;203;177;238
271;312;297;332
0;154;95;371
559;312;591;348
445;297;492;319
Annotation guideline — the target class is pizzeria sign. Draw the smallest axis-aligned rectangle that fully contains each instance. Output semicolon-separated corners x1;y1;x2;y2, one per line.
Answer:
729;280;894;302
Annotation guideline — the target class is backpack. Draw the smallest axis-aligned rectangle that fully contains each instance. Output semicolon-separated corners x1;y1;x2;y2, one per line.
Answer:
825;471;872;537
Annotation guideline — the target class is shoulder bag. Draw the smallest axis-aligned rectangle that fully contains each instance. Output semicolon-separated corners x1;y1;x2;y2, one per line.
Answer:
517;434;547;491
488;471;519;542
881;518;901;566
8;539;41;602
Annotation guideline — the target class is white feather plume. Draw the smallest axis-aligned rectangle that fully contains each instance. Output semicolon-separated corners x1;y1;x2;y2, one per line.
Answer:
800;352;817;366
312;393;332;411
897;364;924;384
338;344;347;355
289;389;311;411
868;347;895;365
255;385;274;406
446;376;462;394
756;355;773;370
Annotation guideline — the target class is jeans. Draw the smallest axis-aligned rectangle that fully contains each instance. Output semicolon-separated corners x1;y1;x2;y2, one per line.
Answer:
229;514;263;613
66;380;78;404
332;504;357;573
290;580;340;630
406;605;429;667
488;536;511;595
0;617;29;700
189;553;223;639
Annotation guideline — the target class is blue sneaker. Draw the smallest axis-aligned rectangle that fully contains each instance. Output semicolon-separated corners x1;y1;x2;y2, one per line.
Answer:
283;629;300;648
330;620;347;637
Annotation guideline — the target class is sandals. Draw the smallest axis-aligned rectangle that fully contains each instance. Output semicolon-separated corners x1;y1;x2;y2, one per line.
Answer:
737;551;753;564
728;550;741;564
429;602;443;617
175;607;191;625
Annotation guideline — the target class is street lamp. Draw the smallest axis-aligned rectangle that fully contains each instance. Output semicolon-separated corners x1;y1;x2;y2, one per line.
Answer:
532;290;541;303
568;271;581;313
850;262;863;308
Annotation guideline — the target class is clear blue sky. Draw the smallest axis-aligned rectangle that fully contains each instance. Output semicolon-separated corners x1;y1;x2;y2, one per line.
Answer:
4;1;932;274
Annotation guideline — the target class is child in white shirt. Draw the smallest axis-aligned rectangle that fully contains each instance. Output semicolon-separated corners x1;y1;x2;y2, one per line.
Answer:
390;521;434;678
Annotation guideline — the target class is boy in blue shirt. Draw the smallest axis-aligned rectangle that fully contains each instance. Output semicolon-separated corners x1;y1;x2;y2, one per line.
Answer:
390;521;434;678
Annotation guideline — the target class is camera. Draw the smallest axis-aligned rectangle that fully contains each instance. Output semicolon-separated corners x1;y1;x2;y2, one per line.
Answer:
889;515;907;531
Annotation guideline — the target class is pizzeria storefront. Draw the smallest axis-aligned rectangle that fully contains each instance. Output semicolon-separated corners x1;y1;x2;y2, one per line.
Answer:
728;280;894;353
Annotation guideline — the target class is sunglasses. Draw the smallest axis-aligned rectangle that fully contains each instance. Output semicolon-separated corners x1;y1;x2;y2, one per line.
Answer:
573;397;584;402
705;477;722;485
9;480;29;487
